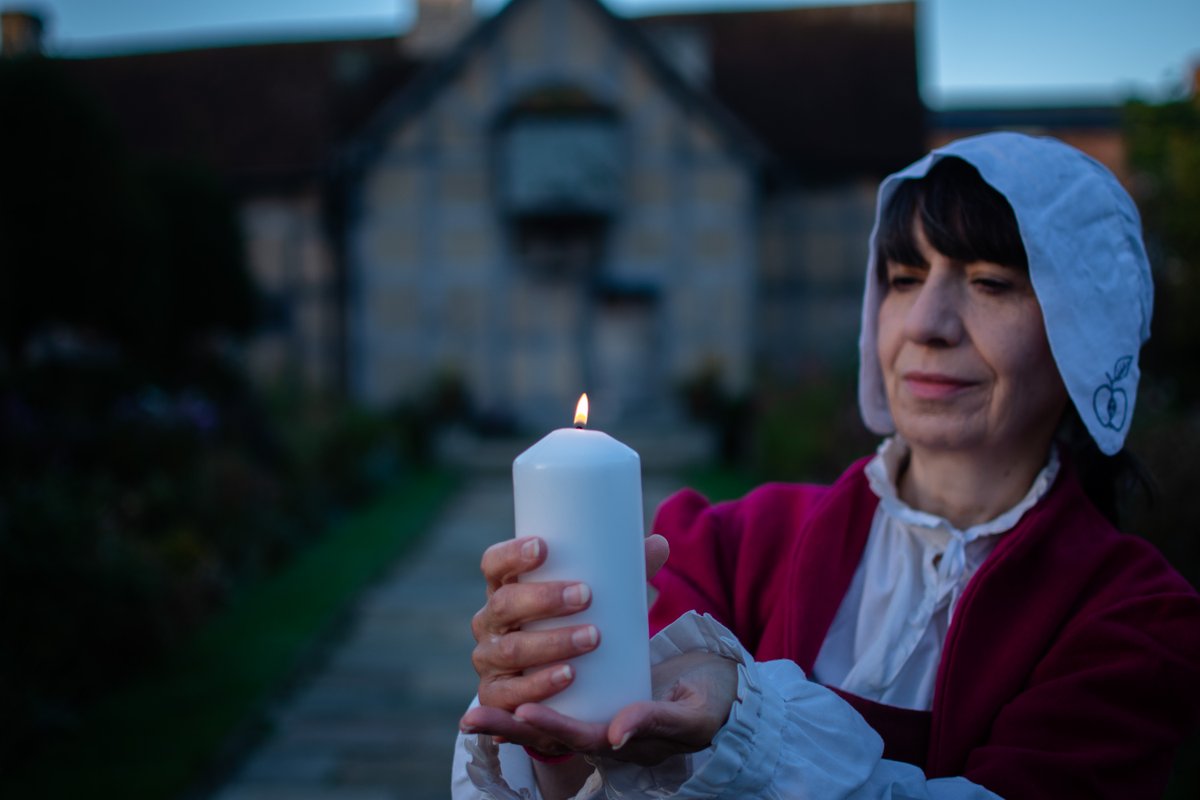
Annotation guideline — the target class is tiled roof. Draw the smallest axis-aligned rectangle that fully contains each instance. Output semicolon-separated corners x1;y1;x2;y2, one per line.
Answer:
634;2;924;182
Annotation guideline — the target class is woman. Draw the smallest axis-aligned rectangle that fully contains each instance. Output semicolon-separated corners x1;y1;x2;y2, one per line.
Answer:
453;132;1200;799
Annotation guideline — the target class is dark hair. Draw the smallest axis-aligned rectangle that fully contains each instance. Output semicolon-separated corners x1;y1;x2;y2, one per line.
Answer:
875;156;1027;279
1057;408;1155;528
876;156;1153;528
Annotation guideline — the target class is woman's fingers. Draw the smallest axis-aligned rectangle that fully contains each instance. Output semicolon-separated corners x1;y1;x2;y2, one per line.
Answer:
606;700;665;746
467;647;735;763
463;697;699;764
460;704;573;755
469;537;597;715
605;652;740;764
471;580;592;642
464;681;609;757
645;534;670;579
610;698;712;746
472;624;599;674
466;532;676;756
480;536;546;591
485;534;668;592
511;702;611;752
479;661;578;711
473;624;599;710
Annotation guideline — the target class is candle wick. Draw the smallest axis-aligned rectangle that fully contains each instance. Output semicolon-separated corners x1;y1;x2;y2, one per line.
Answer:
575;424;584;430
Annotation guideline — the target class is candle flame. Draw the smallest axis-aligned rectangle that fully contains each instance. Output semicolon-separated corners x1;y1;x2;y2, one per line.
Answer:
574;393;589;427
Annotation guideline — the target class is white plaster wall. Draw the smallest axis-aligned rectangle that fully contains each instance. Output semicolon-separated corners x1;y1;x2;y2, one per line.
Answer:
241;191;338;391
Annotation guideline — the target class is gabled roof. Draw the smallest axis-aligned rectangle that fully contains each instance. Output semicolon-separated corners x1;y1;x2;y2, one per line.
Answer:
54;0;924;190
346;0;771;177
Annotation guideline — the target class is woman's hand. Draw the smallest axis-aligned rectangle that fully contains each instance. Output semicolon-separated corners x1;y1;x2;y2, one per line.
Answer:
461;533;671;755
505;648;738;766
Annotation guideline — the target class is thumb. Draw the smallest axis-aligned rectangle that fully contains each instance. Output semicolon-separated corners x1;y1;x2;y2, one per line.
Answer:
607;698;704;750
607;701;653;749
644;534;670;579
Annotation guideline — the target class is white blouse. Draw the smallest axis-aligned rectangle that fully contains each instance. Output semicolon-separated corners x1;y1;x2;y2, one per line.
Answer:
813;437;1059;709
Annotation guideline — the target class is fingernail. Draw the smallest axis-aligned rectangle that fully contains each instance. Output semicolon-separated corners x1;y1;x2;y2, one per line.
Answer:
613;731;633;751
571;626;598;649
552;664;573;686
460;724;478;734
563;583;590;606
521;538;541;560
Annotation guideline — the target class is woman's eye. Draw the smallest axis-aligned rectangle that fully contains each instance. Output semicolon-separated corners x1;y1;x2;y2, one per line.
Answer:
972;277;1012;293
888;274;920;290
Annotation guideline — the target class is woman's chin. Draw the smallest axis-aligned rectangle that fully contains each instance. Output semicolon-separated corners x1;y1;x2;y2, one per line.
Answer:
894;419;985;455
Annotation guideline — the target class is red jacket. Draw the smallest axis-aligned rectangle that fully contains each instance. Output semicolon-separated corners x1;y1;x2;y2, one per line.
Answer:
649;457;1200;798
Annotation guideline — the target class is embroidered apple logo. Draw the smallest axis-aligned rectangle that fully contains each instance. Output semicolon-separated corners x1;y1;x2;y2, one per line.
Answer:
1092;356;1132;431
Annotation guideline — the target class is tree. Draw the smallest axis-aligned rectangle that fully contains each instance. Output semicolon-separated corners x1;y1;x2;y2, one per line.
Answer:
127;161;259;373
0;57;147;364
0;57;258;376
1124;94;1200;406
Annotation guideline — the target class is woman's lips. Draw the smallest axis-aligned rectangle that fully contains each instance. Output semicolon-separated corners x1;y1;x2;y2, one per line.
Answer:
902;371;976;400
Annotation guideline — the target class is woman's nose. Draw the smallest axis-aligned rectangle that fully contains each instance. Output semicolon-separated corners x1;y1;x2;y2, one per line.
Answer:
904;275;964;346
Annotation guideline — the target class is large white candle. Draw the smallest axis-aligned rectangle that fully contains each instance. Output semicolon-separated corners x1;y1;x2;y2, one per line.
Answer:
512;394;652;724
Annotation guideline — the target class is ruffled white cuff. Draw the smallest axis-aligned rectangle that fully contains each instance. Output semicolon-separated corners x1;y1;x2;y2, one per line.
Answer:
596;611;883;799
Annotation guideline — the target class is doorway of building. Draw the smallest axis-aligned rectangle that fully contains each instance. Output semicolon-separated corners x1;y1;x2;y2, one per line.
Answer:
589;288;660;428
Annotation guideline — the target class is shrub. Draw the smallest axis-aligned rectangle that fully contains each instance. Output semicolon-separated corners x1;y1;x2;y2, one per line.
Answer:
0;358;335;768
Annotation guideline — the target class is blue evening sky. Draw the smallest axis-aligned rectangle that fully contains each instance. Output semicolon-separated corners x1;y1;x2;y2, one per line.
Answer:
10;0;1200;108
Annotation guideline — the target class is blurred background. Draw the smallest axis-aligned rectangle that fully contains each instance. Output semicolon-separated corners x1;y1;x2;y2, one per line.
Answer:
1;0;1197;797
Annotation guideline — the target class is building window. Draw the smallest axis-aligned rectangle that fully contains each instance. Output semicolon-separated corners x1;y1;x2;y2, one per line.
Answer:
499;113;621;216
496;87;621;277
511;214;608;276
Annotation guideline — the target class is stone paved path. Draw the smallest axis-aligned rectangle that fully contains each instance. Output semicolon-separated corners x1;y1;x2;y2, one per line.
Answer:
210;471;680;800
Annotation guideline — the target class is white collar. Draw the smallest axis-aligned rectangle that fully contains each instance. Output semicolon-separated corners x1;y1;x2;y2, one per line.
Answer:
864;436;1060;543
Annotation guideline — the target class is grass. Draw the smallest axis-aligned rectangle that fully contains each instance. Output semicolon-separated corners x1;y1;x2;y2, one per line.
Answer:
1;469;457;800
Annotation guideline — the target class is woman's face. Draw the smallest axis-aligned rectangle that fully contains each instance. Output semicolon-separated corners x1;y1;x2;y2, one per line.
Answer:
877;219;1067;459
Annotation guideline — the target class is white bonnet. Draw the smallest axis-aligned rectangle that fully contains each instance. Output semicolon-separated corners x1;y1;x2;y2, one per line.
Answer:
857;132;1154;455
